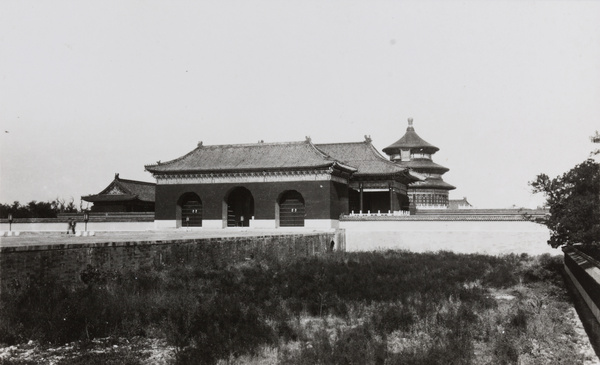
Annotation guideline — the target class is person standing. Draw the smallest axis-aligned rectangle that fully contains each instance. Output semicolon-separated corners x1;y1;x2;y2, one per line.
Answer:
67;218;73;234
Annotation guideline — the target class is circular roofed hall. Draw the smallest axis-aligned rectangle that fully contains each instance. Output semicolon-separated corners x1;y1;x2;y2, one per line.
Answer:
383;118;456;209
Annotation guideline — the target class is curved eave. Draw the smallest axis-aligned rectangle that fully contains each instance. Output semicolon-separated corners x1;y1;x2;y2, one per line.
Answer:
82;194;144;203
383;145;439;155
410;179;456;190
382;130;440;154
394;160;450;174
147;163;356;175
351;168;422;184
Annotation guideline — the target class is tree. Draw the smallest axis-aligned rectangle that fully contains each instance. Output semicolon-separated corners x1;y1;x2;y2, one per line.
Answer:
591;130;600;157
530;159;600;248
0;198;80;218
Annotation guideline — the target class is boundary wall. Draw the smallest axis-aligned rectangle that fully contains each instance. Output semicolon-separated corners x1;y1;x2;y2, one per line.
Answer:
340;220;554;255
0;221;154;233
563;246;600;325
0;213;155;233
0;231;344;292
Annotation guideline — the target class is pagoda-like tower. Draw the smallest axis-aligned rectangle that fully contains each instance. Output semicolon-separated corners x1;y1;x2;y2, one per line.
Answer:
382;118;455;208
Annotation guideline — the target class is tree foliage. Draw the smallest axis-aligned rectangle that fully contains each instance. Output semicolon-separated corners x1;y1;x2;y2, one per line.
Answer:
0;198;79;219
530;159;600;247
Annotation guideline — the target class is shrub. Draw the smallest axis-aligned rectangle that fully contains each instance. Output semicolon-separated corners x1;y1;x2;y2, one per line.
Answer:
57;350;144;365
493;334;520;365
509;308;529;333
0;249;573;364
331;325;386;365
168;291;275;365
370;302;414;334
483;262;520;288
281;327;334;365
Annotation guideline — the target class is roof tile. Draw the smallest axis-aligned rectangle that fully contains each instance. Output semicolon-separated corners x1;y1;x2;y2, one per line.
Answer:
315;141;415;177
145;141;354;173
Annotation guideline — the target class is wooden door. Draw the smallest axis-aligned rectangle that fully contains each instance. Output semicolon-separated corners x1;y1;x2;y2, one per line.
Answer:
182;200;202;227
280;192;305;227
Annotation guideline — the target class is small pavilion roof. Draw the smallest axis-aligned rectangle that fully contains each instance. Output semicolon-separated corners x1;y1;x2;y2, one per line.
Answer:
382;118;440;154
315;139;420;182
82;174;155;203
145;140;357;174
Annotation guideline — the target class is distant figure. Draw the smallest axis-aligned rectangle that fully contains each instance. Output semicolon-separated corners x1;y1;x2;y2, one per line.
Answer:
67;218;73;234
71;220;76;234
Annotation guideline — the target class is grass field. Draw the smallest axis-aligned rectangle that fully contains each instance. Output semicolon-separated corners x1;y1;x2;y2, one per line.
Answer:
0;250;596;365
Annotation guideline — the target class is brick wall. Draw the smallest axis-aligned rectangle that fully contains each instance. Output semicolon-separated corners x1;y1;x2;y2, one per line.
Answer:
0;231;344;291
155;180;347;221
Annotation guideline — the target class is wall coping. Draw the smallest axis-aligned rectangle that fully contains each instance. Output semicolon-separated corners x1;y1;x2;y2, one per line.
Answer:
564;245;600;269
0;232;329;254
340;215;533;222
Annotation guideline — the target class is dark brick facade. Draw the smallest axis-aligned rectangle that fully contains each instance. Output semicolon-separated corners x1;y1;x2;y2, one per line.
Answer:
155;180;348;221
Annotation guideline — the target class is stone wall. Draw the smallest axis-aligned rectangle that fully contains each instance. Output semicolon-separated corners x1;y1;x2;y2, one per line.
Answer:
563;246;600;325
0;231;344;292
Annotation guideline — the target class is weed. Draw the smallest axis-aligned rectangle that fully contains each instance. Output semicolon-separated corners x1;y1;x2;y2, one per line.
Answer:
0;250;579;365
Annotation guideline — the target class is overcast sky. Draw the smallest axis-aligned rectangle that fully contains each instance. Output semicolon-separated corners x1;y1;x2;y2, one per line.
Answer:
1;1;599;209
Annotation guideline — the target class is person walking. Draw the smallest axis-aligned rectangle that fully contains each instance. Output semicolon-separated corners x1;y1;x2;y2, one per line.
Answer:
71;219;76;234
67;218;73;234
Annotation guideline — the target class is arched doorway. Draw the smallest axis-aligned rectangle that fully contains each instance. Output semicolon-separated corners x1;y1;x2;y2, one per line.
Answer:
178;193;203;227
225;187;254;227
278;190;305;227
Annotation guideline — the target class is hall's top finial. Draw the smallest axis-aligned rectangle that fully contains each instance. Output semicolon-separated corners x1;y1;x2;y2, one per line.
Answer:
407;118;414;131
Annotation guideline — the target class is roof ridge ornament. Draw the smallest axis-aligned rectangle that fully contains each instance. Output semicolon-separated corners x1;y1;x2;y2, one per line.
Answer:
305;136;311;143
364;135;372;143
198;141;203;148
407;118;414;131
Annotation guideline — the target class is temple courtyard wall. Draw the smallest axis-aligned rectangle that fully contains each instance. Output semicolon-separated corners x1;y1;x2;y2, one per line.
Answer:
340;220;555;256
0;230;344;292
1;219;556;257
0;212;560;292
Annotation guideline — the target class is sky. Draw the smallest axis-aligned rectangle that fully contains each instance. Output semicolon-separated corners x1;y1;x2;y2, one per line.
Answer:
1;0;599;209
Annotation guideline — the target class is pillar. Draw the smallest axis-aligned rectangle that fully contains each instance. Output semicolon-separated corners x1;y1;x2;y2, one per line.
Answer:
359;183;364;213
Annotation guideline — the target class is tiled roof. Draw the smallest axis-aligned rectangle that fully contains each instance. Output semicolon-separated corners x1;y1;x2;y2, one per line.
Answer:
448;198;472;209
383;119;439;154
145;141;356;174
118;178;155;202
393;159;450;174
315;141;418;179
82;175;155;203
411;177;456;190
82;194;139;202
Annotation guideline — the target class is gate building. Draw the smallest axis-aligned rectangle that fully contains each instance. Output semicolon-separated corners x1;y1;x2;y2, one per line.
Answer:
145;137;420;229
